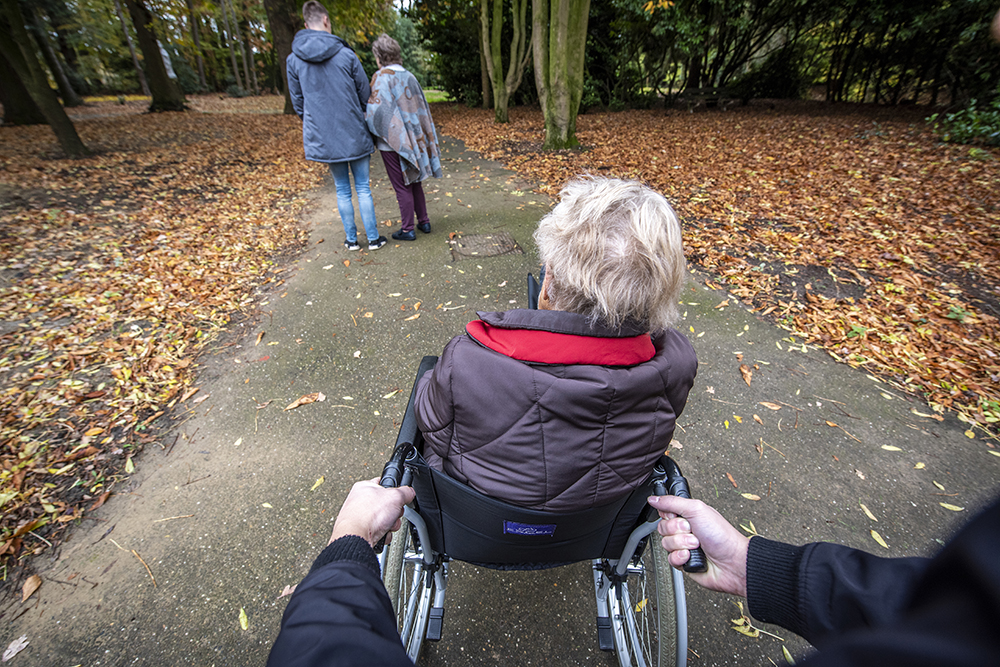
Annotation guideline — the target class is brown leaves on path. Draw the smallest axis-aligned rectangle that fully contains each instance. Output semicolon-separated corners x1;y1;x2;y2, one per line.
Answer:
433;101;1000;436
0;96;318;568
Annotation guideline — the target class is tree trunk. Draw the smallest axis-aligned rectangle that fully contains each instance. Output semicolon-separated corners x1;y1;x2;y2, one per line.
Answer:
26;5;83;107
240;14;259;94
261;0;298;113
480;0;530;124
41;0;80;72
0;0;88;156
532;0;590;149
478;19;491;109
199;13;223;90
0;48;46;125
122;0;186;111
226;0;254;94
112;0;150;96
184;0;207;90
219;0;244;90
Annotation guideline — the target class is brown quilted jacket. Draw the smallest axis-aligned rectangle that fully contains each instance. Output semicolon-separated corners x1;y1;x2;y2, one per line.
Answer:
414;309;697;512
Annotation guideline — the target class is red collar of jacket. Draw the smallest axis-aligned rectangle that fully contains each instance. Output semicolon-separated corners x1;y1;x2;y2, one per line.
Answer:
465;319;655;366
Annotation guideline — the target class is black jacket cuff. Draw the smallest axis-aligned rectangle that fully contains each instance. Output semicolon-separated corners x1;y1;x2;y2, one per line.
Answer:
746;536;805;632
310;535;380;576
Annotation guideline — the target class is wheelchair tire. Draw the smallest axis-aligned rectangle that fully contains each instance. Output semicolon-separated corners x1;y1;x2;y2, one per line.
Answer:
620;540;680;667
383;517;408;615
382;517;435;662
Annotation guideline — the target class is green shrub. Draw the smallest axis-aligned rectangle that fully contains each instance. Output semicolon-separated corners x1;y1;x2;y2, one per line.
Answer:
928;93;1000;146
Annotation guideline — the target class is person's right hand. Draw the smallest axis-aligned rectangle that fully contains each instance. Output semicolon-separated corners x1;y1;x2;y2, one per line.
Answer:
330;479;416;548
647;495;750;598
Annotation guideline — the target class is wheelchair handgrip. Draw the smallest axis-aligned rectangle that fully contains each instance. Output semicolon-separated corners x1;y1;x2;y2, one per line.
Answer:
374;441;413;553
379;441;413;489
659;458;708;573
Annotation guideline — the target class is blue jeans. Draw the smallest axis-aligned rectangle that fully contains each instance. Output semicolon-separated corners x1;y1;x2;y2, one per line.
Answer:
329;157;378;243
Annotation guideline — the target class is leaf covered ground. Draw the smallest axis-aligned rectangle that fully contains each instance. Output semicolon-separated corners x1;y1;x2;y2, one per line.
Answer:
0;96;321;567
432;102;1000;435
1;95;997;574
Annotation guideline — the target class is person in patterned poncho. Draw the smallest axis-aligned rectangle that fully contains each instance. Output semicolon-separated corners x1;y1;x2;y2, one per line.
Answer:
365;34;442;242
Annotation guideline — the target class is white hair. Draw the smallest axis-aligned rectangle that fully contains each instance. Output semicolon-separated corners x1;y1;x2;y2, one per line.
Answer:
533;176;686;332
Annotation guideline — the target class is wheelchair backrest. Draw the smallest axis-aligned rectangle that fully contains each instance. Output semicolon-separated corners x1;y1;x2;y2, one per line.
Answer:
407;437;664;566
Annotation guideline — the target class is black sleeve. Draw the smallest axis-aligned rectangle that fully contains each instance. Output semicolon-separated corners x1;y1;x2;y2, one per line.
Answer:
746;497;1000;667
267;536;413;667
746;537;927;647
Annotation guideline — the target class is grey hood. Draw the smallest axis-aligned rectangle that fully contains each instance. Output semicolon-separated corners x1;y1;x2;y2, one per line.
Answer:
291;29;347;63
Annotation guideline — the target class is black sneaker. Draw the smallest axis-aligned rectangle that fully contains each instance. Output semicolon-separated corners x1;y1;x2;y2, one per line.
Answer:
344;239;360;251
368;235;388;250
417;222;431;234
392;229;416;241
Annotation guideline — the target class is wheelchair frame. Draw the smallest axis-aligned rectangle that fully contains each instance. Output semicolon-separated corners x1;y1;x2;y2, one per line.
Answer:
377;355;694;667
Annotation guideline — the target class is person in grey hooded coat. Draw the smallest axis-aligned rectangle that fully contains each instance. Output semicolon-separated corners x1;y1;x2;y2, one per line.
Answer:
286;1;386;251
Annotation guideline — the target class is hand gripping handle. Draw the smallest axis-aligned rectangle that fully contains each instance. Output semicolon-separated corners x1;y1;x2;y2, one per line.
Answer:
659;458;708;573
372;442;414;554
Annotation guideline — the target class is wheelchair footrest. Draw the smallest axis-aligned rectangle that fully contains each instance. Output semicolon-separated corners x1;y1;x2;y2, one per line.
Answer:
427;607;445;641
597;615;613;651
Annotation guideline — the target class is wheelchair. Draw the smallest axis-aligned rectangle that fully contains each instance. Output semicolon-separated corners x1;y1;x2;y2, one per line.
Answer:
377;352;707;667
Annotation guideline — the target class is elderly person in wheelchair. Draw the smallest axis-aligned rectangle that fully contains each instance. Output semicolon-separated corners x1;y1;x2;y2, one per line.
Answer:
270;177;705;667
414;175;697;512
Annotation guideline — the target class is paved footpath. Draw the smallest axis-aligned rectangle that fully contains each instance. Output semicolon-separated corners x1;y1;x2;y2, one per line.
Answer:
4;137;999;667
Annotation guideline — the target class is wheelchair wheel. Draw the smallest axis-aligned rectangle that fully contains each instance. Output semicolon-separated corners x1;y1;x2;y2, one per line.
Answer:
618;540;681;667
382;517;435;662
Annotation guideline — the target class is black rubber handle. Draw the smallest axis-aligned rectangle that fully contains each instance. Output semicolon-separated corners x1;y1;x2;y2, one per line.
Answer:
379;441;414;489
660;458;708;573
373;442;412;554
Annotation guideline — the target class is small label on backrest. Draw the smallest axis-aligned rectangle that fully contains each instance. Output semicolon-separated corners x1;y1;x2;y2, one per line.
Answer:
503;521;556;537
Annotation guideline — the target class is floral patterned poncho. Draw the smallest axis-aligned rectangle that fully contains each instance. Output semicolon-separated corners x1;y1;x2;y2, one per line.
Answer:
366;66;443;186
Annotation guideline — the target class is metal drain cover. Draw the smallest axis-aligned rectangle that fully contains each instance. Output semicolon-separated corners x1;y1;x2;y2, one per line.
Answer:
450;232;523;261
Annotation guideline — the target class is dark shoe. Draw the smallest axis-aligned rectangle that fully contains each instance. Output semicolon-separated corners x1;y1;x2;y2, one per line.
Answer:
368;235;388;250
392;229;416;241
344;239;360;251
417;222;431;234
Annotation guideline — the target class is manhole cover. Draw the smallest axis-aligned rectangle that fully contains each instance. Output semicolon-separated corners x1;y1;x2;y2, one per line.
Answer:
450;232;523;261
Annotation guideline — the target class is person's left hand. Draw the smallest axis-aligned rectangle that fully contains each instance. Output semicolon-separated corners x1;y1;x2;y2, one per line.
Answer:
330;479;416;547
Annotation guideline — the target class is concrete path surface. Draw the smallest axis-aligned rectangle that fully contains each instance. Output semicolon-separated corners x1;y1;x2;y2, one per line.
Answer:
4;137;999;667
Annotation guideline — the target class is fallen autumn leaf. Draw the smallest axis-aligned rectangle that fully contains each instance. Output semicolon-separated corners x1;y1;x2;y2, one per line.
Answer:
284;392;327;411
21;575;41;602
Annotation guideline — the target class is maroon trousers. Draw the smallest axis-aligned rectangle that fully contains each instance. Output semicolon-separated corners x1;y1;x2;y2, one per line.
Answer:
379;151;429;232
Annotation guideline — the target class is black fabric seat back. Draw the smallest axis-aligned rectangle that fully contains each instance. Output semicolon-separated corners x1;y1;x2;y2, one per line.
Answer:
408;435;662;565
